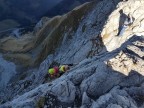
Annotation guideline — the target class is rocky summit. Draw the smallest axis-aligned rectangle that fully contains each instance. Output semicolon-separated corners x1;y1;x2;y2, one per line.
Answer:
0;0;144;108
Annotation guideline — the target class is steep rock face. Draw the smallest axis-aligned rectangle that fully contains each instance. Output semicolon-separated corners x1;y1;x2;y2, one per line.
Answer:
1;36;143;108
0;54;16;90
0;0;144;108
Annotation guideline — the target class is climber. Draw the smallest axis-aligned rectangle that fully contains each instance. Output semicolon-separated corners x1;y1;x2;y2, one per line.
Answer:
48;66;59;78
48;64;72;78
117;10;135;36
59;65;70;76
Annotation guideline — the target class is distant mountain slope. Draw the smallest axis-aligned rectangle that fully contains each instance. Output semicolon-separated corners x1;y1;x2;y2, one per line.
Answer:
0;0;62;25
0;0;92;29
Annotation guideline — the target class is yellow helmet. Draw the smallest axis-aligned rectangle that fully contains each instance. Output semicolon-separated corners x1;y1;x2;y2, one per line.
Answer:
59;65;70;72
48;68;55;75
59;65;65;72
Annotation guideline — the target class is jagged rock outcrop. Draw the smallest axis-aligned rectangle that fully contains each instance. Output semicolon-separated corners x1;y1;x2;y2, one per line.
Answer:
0;0;144;108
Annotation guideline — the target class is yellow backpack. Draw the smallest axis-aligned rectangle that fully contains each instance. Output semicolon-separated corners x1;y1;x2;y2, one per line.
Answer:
59;65;65;72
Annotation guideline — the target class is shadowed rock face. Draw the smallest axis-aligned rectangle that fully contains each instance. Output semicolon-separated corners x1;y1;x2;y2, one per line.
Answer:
0;0;144;108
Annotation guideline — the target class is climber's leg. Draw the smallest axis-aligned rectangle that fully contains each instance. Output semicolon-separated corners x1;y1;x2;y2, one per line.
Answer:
117;26;127;36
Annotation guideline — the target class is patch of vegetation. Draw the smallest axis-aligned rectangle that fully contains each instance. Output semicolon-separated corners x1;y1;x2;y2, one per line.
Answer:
36;97;46;108
3;53;33;67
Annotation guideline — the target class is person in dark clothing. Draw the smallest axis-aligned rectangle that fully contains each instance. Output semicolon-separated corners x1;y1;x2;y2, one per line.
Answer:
117;10;135;36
